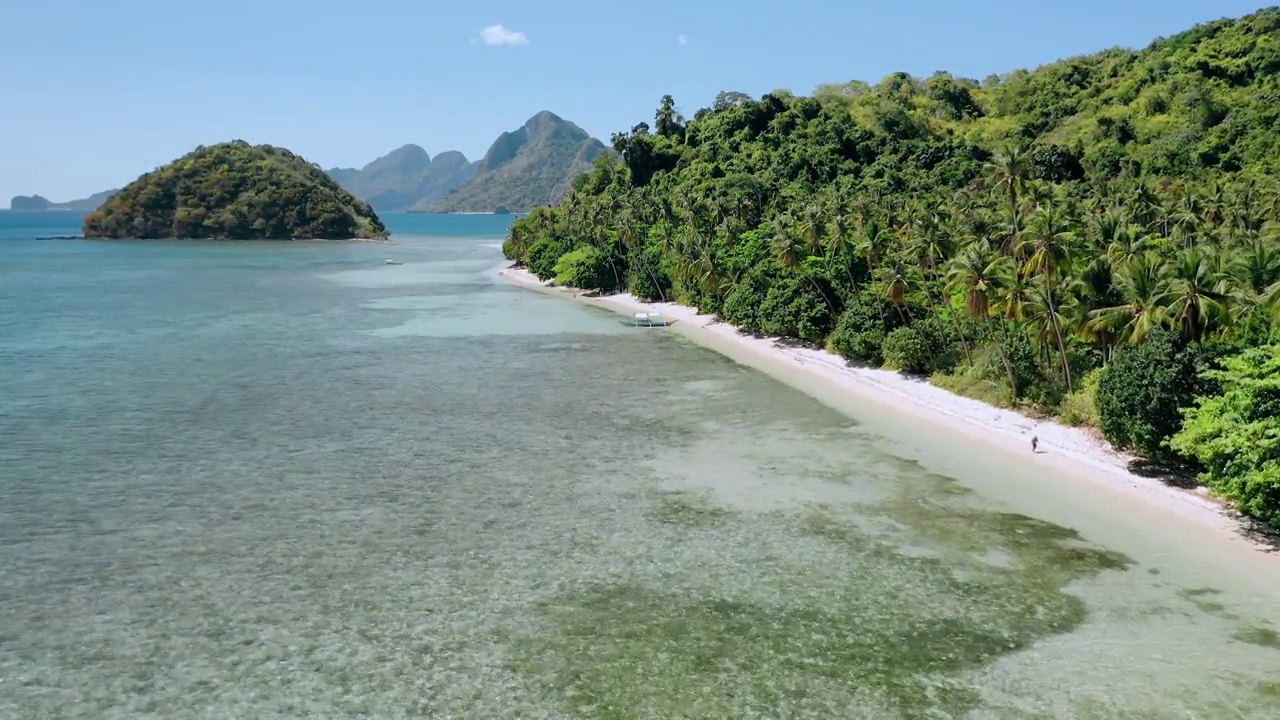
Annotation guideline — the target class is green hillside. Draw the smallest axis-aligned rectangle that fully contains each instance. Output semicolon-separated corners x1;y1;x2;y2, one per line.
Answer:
84;141;386;240
506;9;1280;527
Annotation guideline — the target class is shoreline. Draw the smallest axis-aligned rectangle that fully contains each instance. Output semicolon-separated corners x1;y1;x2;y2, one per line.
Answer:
495;262;1277;555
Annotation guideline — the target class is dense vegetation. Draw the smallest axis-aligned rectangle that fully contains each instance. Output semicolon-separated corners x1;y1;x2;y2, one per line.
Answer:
506;9;1280;528
419;111;609;213
84;141;386;240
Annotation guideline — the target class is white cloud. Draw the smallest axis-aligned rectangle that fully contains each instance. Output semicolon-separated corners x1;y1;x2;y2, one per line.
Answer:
479;24;529;47
677;34;689;46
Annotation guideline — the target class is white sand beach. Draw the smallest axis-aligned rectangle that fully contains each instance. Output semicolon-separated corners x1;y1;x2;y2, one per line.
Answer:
497;263;1278;556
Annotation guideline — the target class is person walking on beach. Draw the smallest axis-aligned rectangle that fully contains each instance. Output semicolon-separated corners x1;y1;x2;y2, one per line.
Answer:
1031;433;1039;453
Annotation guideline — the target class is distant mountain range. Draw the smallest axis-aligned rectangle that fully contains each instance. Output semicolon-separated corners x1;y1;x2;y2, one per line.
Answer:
326;145;475;212
9;111;607;214
416;111;609;213
329;111;609;214
9;189;118;212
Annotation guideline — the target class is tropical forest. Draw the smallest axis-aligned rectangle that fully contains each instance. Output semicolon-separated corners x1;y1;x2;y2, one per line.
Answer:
84;141;387;240
505;8;1280;529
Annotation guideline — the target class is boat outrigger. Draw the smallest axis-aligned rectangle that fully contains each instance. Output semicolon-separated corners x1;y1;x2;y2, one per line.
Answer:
624;311;676;327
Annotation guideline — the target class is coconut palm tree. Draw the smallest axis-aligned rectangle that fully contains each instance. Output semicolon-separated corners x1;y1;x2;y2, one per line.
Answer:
1086;253;1173;348
772;213;837;313
1021;202;1077;390
1229;236;1280;316
823;205;860;291
946;244;1017;388
985;145;1033;238
1166;249;1230;341
857;215;893;276
619;197;666;302
873;254;914;324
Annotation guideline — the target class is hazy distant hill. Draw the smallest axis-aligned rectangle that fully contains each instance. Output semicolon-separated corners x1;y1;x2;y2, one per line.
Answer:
325;145;475;212
415;112;609;213
9;189;118;211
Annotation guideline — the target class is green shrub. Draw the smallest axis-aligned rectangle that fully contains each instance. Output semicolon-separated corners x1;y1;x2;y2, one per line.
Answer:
883;326;934;373
825;289;904;365
553;246;611;290
758;275;836;342
985;324;1058;405
627;245;672;301
527;238;570;280
720;269;770;334
1096;330;1214;460
883;317;958;374
1169;345;1280;529
1059;369;1103;427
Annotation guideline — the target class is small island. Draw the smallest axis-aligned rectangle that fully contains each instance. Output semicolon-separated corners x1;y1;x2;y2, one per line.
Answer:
83;141;387;240
11;195;53;211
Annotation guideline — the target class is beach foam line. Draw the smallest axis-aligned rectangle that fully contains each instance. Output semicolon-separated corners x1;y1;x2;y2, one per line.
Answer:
494;262;1275;552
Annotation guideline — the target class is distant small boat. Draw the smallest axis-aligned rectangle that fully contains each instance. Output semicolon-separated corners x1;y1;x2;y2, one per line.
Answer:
623;312;676;327
384;259;404;265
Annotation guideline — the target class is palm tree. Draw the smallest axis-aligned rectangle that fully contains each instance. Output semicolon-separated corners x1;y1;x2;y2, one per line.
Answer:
1086;253;1173;348
823;206;859;291
873;254;914;324
1105;224;1154;267
1166;249;1230;342
1229;236;1280;316
797;203;827;258
772;214;837;313
985;145;1032;238
1172;187;1203;249
857;216;892;276
1021;202;1077;391
619;197;666;302
1025;278;1081;370
585;203;622;291
946;245;1017;389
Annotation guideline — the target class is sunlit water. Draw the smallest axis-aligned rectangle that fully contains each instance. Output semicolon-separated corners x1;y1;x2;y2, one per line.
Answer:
1;211;1278;718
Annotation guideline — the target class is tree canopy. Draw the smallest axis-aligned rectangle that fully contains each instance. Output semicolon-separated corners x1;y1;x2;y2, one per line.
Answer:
83;141;387;240
504;8;1280;528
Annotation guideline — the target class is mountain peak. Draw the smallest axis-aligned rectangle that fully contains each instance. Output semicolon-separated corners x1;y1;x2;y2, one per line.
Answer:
418;112;608;213
321;112;606;214
523;111;589;142
430;150;470;167
363;144;431;173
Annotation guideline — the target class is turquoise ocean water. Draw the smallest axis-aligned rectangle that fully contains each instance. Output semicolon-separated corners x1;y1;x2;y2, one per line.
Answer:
1;211;1278;718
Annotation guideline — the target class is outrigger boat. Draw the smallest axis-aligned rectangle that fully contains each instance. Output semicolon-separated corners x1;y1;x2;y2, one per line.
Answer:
624;311;676;327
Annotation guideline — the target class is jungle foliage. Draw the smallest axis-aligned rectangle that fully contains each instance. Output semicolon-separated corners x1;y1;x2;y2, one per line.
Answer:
505;9;1280;527
84;141;387;240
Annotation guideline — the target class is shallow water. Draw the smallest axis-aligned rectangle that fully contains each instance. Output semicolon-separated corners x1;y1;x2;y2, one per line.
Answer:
1;212;1278;718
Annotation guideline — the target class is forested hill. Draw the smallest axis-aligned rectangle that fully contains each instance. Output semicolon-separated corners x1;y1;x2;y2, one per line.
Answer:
506;8;1280;529
83;141;386;240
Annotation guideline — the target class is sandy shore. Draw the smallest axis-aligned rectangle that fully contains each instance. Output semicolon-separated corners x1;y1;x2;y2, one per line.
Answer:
495;263;1280;552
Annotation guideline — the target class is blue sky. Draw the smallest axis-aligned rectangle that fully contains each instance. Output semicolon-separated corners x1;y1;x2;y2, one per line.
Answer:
0;0;1267;204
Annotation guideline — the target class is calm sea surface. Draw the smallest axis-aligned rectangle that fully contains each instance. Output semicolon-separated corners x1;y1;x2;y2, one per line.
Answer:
1;210;1278;718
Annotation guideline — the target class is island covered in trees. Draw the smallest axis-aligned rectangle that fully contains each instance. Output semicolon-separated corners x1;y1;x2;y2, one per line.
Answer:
506;9;1280;529
83;141;387;240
